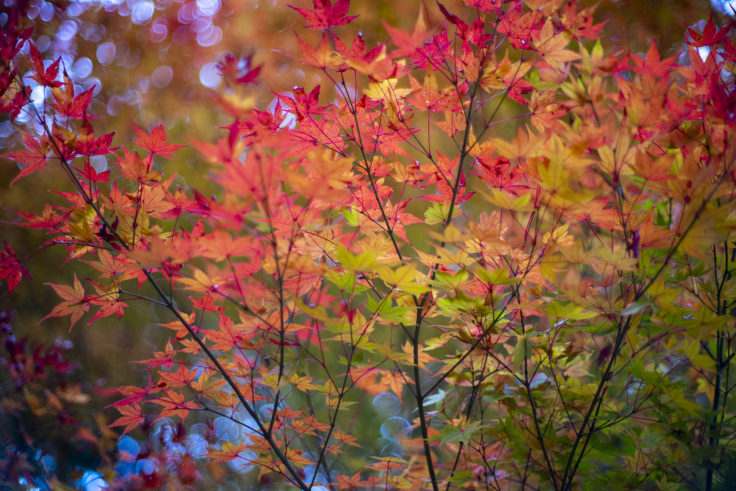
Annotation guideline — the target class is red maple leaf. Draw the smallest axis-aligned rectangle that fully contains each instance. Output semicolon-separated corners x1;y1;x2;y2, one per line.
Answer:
15;203;70;230
111;376;157;408
75;119;115;156
114;147;162;183
132;122;185;158
289;0;357;30
5;133;50;187
217;53;262;85
437;2;463;26
88;296;127;323
275;85;326;121
384;5;432;59
74;160;110;183
630;42;676;78
28;43;62;88
463;0;502;12
0;242;29;293
51;73;94;118
0;68;30;119
0;12;32;62
686;17;728;48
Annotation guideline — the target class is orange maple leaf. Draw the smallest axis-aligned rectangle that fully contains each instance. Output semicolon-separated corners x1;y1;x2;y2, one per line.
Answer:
111;377;156;408
109;403;145;436
148;389;198;422
42;274;90;330
534;20;581;65
114;147;162;183
297;34;344;70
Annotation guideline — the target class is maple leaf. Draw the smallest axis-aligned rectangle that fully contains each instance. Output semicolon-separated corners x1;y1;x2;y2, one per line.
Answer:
209;440;247;463
75;119;115;157
480;56;532;92
114;147;162;183
0;83;31;120
0;242;29;293
203;312;256;352
529;89;568;132
88;297;127;323
282;448;315;467
289;0;357;30
111;376;157;407
534;20;581;65
383;370;406;402
435;110;466;136
217;53;262;85
49;123;79;162
333;428;362;448
437;2;463;26
128;235;175;269
289;148;355;199
275;85;326;121
366;456;407;472
630;41;675;78
160;311;197;339
87;282;128;323
363;78;410;123
190;370;228;399
497;4;535;50
51;73;94;118
15;203;70;230
342;42;396;79
42;274;90;330
148;390;198;422
463;0;502;12
561;2;605;40
159;364;196;388
384;5;432;59
686;17;728;48
189;293;217;312
407;72;445;112
471;140;527;194
28;43;62;87
175;266;228;293
162;187;200;219
199;230;257;262
296;33;344;70
334;472;377;490
131;122;185;158
291;414;332;437
75;160;111;183
5;132;50;187
138;341;178;369
335;31;383;66
109;403;145;436
0;14;31;62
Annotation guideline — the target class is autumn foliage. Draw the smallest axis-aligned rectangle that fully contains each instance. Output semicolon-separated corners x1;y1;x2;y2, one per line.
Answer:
3;0;736;489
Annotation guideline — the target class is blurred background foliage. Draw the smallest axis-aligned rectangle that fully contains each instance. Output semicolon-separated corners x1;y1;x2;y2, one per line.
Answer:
0;0;733;488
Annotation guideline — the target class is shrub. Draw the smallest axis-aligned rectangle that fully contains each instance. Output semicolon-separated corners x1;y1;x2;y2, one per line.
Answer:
3;0;736;489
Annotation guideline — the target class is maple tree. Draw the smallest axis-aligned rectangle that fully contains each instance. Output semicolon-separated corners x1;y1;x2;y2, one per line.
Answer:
3;0;736;489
